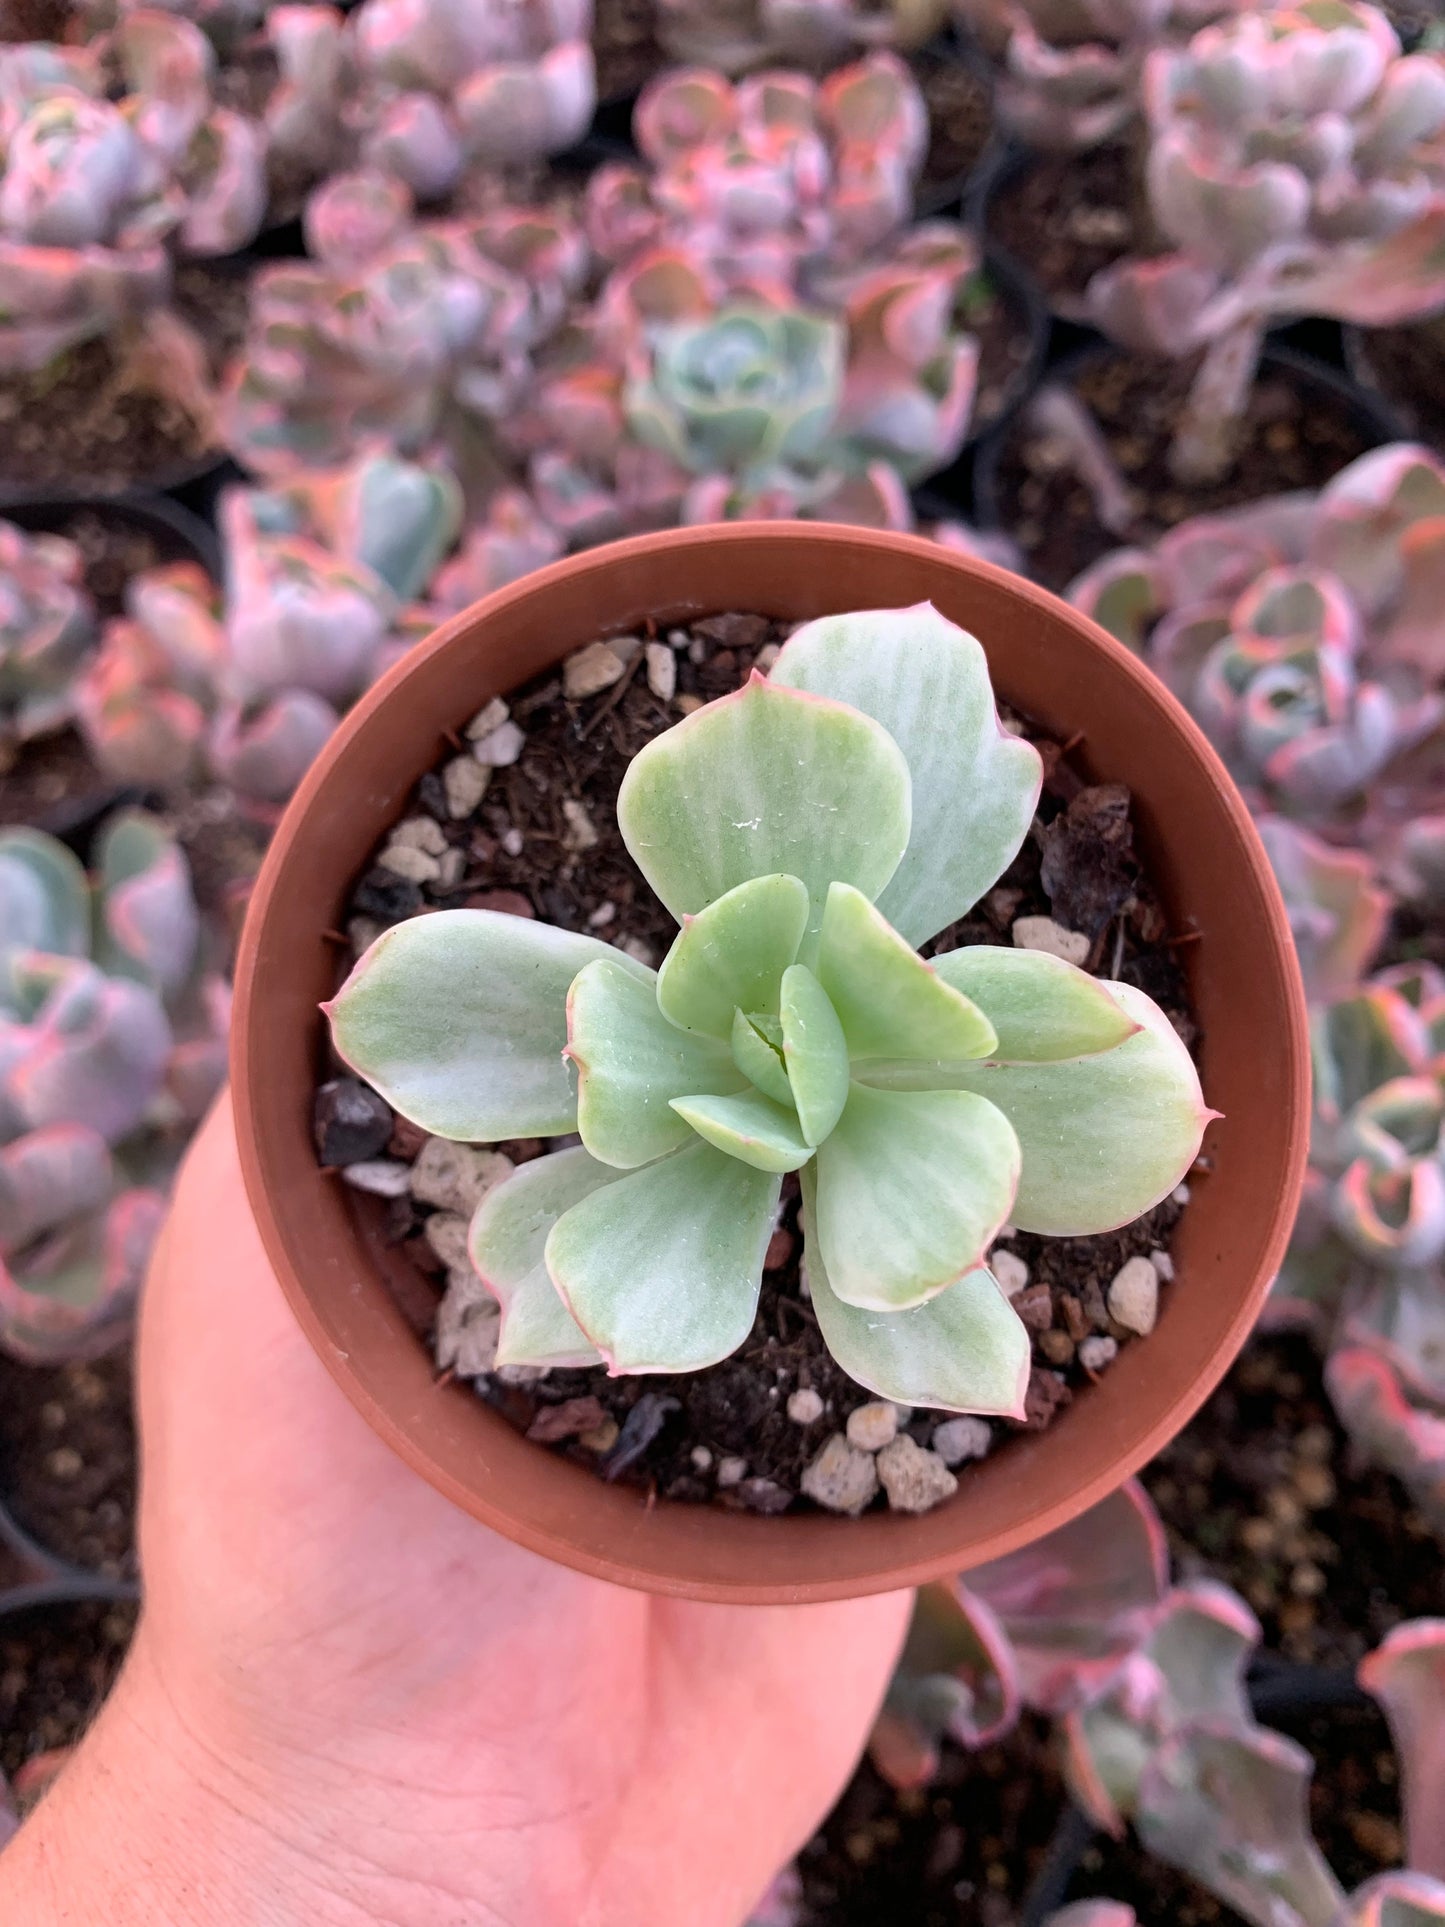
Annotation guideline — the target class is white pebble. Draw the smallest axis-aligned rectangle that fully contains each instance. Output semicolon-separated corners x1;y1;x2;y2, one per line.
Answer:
495;1363;548;1386
410;1138;514;1215
444;755;489;819
348;916;383;957
645;641;676;703
787;1387;824;1425
435;1270;499;1377
610;633;642;665
1012;916;1091;966
1079;1335;1118;1371
564;640;626;699
716;1455;747;1487
1108;1255;1159;1335
472;719;525;767
617;935;655;967
877;1436;958;1514
588;902;616;929
465;697;509;742
1171;1183;1191;1206
675;693;703;714
845;1401;899;1452
801;1434;878;1516
423;1211;471;1273
377;842;440;884
667;628;689;649
754;643;780;672
990;1248;1030;1297
434;847;465;892
501;828;524;857
389;815;448;855
1151;1248;1175;1283
340;1158;410;1198
688;636;707;664
931;1416;992;1466
690;1445;713;1472
562;798;599;851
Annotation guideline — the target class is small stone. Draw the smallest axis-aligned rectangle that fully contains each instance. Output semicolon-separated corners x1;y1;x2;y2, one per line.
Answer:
390;815;448;855
1151;1248;1176;1281
716;1455;748;1487
753;643;780;672
348;915;384;956
617;935;655;967
1017;1367;1072;1430
1013;1283;1053;1334
788;1387;825;1425
435;1270;500;1377
877;1436;958;1515
610;633;642;664
690;1445;713;1472
1108;1255;1159;1335
495;1363;548;1386
676;693;703;714
688;636;707;664
1171;1182;1191;1206
410;1138;514;1214
1293;1462;1335;1509
645;641;676;702
667;628;689;648
501;828;524;857
588;902;616;929
764;1225;794;1271
846;1401;900;1452
433;847;465;892
377;841;441;884
931;1416;992;1466
389;1116;429;1160
1078;1334;1118;1372
801;1434;879;1516
1012;916;1091;965
1039;1329;1075;1367
423;1211;471;1273
579;1418;620;1453
46;1446;82;1481
443;754;490;819
989;1248;1030;1297
341;1158;412;1198
737;1477;792;1514
561;798;599;851
564;640;626;699
466;888;533;918
472;720;526;767
465;697;509;741
313;1076;393;1166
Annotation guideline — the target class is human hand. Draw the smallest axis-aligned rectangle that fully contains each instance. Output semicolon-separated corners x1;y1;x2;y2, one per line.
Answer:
3;1095;910;1927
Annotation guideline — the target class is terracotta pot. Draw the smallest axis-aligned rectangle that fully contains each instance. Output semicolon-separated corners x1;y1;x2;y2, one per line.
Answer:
232;523;1309;1604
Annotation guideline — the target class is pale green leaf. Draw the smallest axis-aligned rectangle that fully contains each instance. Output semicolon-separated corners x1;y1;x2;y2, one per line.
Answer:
0;829;89;997
656;872;809;1038
864;982;1211;1235
326;910;649;1140
772;604;1043;946
802;1165;1030;1415
932;946;1140;1062
546;1140;780;1371
670;1087;812;1172
569;957;744;1169
616;673;911;954
779;963;849;1144
816;884;997;1063
468;1147;614;1368
813;1084;1021;1311
730;1007;794;1107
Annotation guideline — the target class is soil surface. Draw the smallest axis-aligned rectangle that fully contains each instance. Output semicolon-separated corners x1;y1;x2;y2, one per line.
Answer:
988;350;1384;593
0;1353;137;1582
331;611;1196;1515
1351;320;1445;454
0;332;218;496
985;143;1146;311
592;0;668;102
916;47;995;204
0;1598;138;1781
173;260;256;381
964;264;1037;443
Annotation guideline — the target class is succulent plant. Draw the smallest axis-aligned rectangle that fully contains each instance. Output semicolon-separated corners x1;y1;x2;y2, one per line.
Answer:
1361;1619;1445;1882
654;0;946;78
328;604;1208;1407
1083;2;1445;481
0;811;212;1364
1256;816;1389;1003
0;519;96;747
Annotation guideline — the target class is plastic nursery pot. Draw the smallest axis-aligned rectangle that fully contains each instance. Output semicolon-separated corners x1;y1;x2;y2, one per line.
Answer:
0;1490;136;1618
232;522;1309;1605
0;490;222;587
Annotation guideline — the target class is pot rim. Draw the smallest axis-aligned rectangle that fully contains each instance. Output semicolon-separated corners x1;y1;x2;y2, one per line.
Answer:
232;521;1310;1603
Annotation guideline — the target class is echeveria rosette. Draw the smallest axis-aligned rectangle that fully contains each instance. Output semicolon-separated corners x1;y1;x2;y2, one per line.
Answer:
327;603;1213;1414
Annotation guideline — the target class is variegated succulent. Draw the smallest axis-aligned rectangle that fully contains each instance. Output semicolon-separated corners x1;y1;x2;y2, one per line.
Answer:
328;604;1208;1411
0;519;96;747
0;811;224;1363
1083;1;1445;480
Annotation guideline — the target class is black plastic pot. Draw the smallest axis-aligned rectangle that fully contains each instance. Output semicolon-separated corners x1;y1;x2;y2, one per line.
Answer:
0;1495;136;1619
0;489;221;588
1341;323;1439;449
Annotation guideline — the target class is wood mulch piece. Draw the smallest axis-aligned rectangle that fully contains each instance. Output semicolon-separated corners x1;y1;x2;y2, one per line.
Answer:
0;1352;137;1582
990;350;1384;593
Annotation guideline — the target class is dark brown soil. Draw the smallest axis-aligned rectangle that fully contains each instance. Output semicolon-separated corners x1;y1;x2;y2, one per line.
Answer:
334;611;1196;1513
1351;319;1445;454
0;0;72;38
0;1353;137;1581
0;1598;138;1780
0;333;217;495
4;503;201;619
990;350;1383;593
964;266;1036;441
986;143;1147;310
172;260;256;381
592;0;667;101
916;48;995;202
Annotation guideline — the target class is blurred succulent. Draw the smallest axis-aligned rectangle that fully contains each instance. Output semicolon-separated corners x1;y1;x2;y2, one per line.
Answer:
329;604;1207;1404
0;811;210;1363
0;520;96;747
349;0;595;180
1361;1619;1445;1882
655;0;946;76
1083;2;1445;481
426;488;563;610
261;4;351;199
1257;816;1389;1003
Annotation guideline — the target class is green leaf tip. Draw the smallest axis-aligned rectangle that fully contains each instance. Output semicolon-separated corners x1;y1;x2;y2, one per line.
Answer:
656;872;809;1037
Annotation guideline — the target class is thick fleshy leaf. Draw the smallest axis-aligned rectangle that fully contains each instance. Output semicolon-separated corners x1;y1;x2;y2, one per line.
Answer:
670;1088;812;1173
569;957;744;1169
468;1147;613;1369
803;1166;1029;1414
1359;1620;1445;1881
860;983;1211;1237
771;604;1043;946
932;947;1140;1063
812;1084;1020;1310
779;963;850;1145
655;872;809;1038
93;809;199;996
0;830;89;991
730;1007;794;1107
547;1140;780;1372
817;883;997;1063
326;910;650;1141
616;672;911;953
